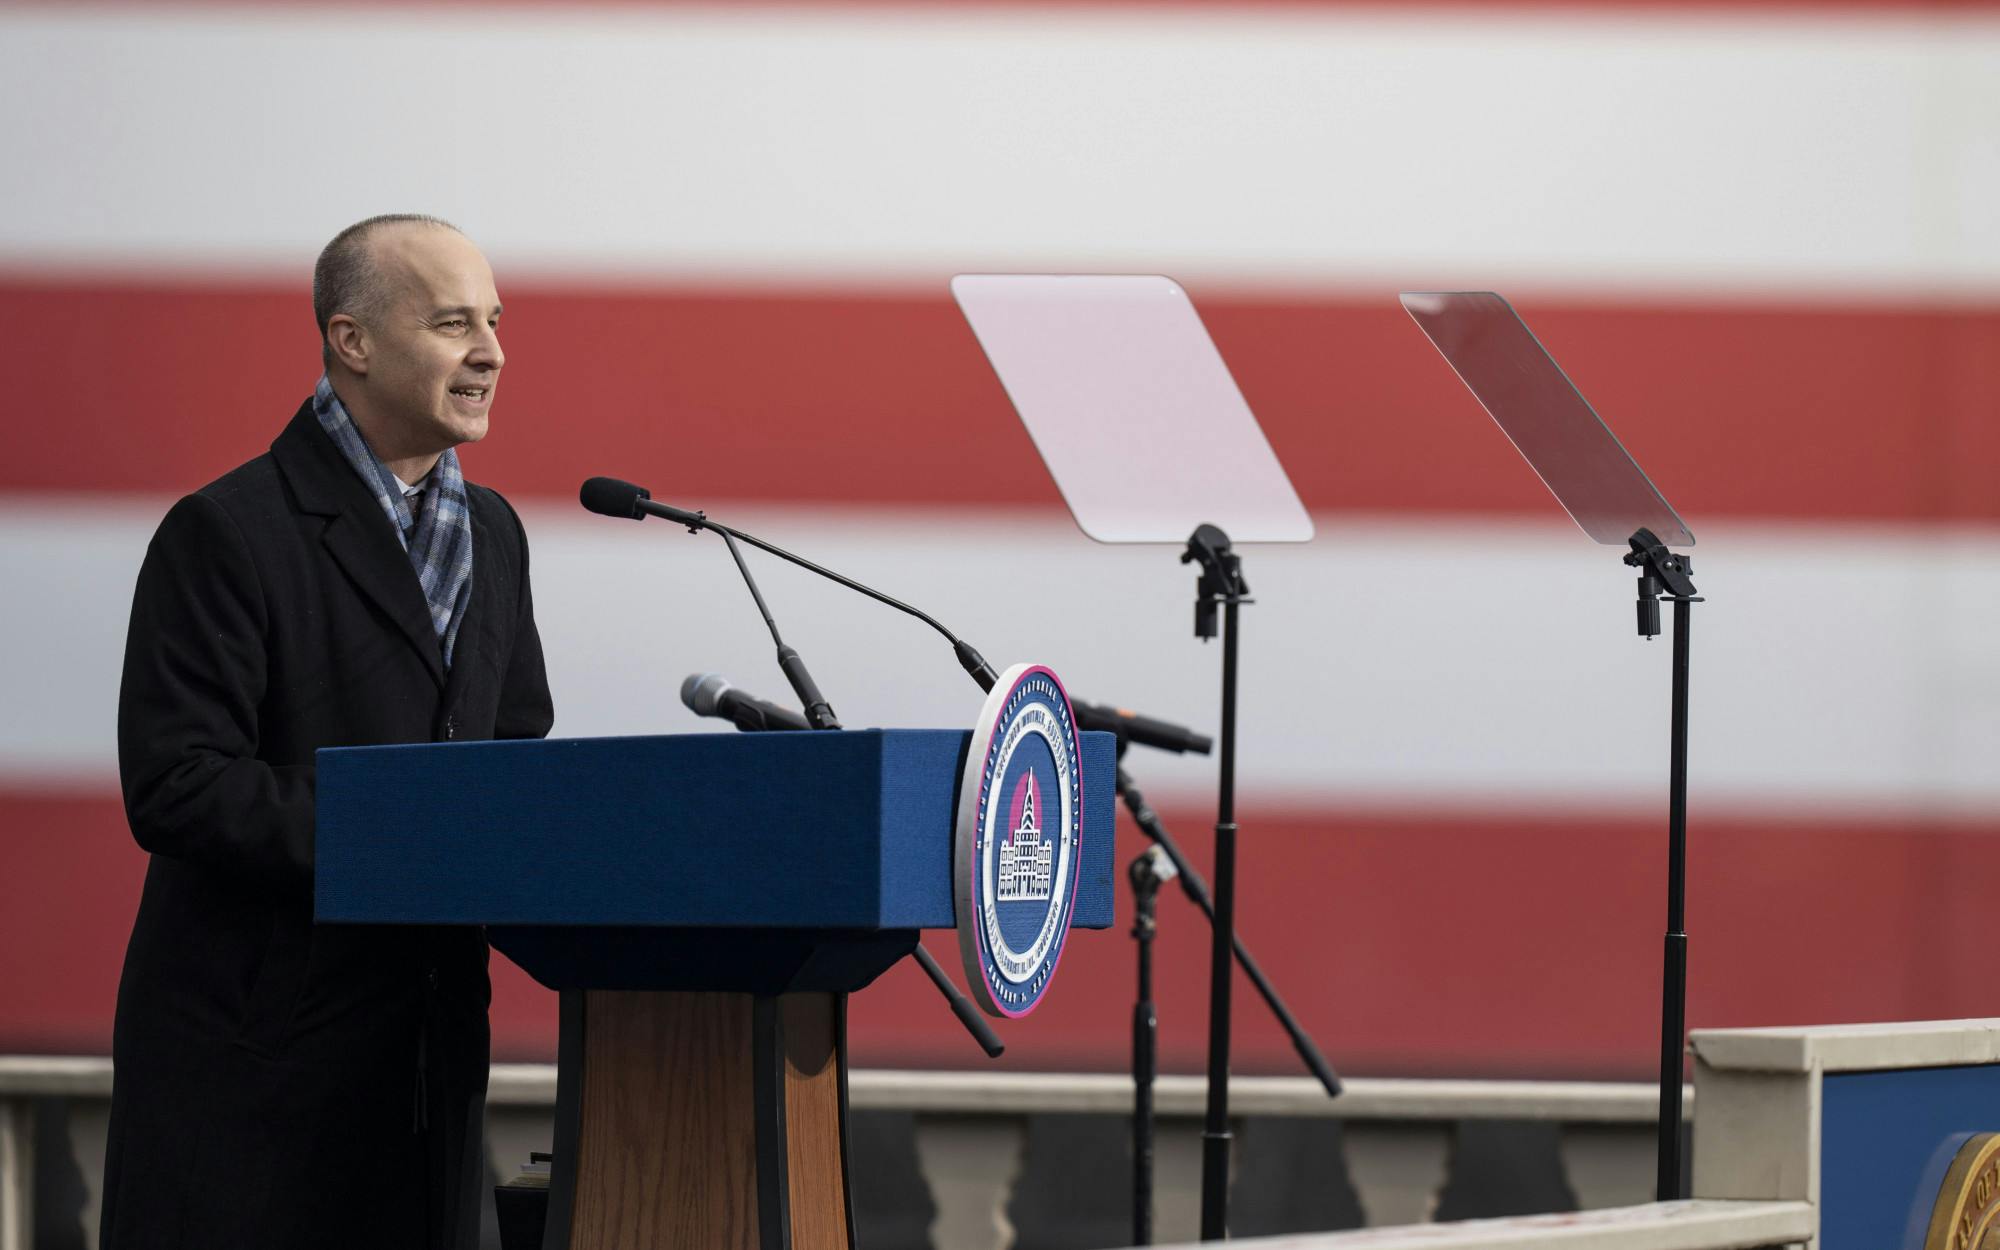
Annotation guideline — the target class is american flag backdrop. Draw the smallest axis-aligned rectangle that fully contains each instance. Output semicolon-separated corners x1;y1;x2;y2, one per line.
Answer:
3;0;2000;1080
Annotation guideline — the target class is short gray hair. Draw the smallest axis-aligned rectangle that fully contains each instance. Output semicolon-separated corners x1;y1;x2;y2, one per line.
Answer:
312;214;461;368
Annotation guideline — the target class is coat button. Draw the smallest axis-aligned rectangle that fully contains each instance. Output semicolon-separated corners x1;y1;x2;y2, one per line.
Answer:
444;717;456;740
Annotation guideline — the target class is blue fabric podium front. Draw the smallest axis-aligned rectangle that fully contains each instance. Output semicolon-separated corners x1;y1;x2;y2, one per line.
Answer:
316;729;1118;1250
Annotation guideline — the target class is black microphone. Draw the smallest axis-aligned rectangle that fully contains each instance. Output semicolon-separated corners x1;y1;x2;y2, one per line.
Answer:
580;476;707;530
1072;699;1213;756
579;475;645;519
681;673;810;732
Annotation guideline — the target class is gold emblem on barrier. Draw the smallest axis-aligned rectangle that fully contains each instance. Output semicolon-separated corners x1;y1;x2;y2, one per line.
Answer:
1926;1134;2000;1250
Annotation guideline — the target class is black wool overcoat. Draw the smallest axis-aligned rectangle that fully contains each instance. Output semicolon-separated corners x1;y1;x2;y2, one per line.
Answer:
100;399;555;1250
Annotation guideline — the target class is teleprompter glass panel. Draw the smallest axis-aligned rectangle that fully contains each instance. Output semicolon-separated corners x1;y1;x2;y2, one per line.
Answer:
1401;292;1693;548
953;274;1312;544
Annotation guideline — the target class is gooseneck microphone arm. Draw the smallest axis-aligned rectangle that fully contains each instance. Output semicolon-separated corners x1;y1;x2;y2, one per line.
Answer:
719;527;784;645
715;527;840;730
580;477;1001;692
705;518;1000;692
712;516;1000;688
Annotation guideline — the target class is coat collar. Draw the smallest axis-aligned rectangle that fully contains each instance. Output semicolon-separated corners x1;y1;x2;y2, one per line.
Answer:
271;399;448;689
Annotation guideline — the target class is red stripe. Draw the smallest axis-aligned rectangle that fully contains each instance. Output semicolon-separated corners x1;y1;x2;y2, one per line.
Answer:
4;790;1987;1076
4;277;1998;523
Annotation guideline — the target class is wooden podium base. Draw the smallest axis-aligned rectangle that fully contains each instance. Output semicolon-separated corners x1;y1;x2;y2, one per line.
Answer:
543;990;854;1250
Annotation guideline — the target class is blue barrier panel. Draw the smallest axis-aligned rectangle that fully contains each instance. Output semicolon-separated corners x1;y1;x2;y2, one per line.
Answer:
1821;1064;2000;1249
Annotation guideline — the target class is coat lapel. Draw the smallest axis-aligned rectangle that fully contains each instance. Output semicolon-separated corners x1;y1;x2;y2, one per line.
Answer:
270;400;446;690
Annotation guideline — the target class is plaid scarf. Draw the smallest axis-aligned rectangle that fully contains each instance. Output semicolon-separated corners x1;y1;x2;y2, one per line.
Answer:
313;376;475;669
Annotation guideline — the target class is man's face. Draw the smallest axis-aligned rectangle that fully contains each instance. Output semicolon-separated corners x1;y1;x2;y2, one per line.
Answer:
354;226;505;457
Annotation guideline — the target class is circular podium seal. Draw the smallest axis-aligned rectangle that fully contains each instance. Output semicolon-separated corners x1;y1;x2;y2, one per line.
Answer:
955;663;1084;1018
1925;1132;2000;1250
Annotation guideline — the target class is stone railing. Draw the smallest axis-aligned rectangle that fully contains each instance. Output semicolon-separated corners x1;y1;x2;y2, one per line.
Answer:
832;1070;1680;1246
1;1056;1687;1250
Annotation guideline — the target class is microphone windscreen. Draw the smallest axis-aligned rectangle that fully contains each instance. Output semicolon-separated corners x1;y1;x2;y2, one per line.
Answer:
579;476;650;519
680;672;731;716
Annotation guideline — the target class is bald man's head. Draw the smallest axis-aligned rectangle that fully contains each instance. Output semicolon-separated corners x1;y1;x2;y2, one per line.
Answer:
313;214;462;369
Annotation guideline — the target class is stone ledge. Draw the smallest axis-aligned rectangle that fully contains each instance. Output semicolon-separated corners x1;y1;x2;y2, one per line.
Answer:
1148;1200;1812;1250
0;1057;1687;1122
1691;1018;2000;1074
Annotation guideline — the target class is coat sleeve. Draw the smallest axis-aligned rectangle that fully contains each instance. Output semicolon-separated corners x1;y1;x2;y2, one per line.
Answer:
117;493;315;887
493;494;555;741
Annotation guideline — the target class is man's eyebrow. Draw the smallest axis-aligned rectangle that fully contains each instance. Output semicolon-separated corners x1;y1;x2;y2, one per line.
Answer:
429;304;502;319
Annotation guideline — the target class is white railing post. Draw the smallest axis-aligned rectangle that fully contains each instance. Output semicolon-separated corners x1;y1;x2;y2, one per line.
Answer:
1557;1124;1658;1210
911;1113;1027;1250
1342;1122;1452;1226
65;1098;110;1250
0;1096;33;1250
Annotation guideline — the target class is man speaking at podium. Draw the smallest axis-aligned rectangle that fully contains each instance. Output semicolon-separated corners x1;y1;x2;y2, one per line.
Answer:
100;216;555;1249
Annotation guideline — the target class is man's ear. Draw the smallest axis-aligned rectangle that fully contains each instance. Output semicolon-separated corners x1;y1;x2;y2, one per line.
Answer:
326;315;369;374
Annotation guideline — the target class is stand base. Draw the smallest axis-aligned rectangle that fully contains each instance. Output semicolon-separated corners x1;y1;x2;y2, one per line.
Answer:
544;990;854;1250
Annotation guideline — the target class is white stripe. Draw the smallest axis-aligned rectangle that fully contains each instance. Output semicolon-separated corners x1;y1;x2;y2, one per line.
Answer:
0;6;1997;297
11;498;2000;817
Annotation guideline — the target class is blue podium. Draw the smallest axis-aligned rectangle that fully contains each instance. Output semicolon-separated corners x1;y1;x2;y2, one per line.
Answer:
317;729;1116;1250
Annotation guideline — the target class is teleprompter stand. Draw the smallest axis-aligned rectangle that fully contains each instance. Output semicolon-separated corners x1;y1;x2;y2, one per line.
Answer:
1186;525;1248;1240
1099;652;1342;1247
952;274;1324;1239
1403;291;1703;1201
1626;527;1701;1198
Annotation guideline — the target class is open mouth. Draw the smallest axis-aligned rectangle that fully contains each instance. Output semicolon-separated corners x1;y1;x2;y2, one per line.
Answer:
448;385;490;403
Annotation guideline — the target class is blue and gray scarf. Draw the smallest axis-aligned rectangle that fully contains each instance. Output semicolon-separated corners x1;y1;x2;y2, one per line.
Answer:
313;375;475;669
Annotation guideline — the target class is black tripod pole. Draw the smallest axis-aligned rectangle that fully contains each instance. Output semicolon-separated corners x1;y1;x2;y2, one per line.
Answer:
1118;767;1343;1098
1656;594;1692;1199
1182;524;1248;1241
1130;845;1175;1246
1623;528;1699;1202
1200;595;1240;1240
